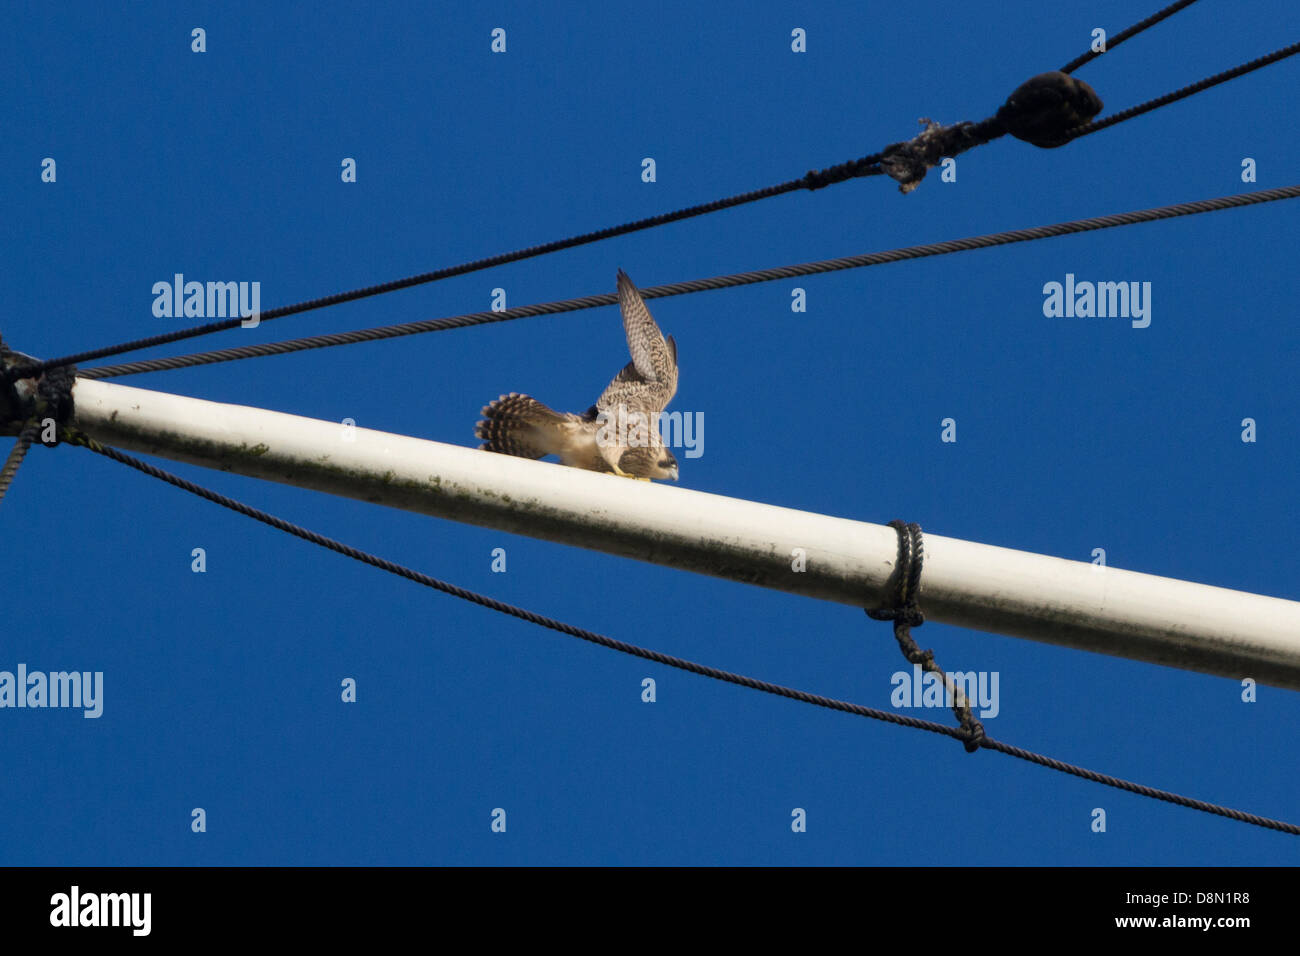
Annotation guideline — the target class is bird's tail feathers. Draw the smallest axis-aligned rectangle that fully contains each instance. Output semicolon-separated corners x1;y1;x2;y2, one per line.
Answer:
476;393;568;459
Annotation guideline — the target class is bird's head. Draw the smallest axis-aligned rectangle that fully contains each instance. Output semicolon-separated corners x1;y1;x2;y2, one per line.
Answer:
654;450;680;482
616;446;679;481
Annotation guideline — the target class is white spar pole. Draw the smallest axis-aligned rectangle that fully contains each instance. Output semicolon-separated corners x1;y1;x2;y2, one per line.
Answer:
70;378;1300;690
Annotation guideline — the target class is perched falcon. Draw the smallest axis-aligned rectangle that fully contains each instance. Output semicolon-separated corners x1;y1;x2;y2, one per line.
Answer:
476;270;680;481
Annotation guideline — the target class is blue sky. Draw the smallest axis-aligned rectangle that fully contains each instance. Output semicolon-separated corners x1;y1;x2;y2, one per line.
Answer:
3;0;1298;865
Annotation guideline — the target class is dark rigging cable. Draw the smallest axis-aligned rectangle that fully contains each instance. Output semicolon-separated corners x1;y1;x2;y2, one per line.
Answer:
10;3;1295;380
74;184;1300;380
0;421;39;505
1059;0;1200;74
62;432;1300;838
3;165;879;380
1063;39;1300;142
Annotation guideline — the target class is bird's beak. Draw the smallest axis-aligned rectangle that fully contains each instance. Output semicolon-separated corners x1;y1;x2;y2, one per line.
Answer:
668;466;679;481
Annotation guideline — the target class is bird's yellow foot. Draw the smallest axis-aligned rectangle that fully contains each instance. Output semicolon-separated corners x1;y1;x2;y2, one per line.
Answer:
610;464;651;481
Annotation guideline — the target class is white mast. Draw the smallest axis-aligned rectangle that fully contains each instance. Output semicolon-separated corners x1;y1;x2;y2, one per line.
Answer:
70;378;1300;690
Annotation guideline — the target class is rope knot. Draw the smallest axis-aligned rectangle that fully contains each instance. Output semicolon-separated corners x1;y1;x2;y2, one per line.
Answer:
867;519;982;755
878;118;1006;194
35;365;78;442
961;720;986;753
866;606;925;628
904;646;934;667
994;71;1103;148
1;344;77;445
871;518;924;617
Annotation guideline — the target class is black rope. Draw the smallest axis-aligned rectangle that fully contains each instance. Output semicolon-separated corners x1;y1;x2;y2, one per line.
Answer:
17;19;1299;379
975;736;1300;835
1060;0;1200;74
867;520;985;752
0;421;39;505
76;183;1300;380
0;356;78;503
1063;39;1300;143
57;432;1300;836
3;158;877;381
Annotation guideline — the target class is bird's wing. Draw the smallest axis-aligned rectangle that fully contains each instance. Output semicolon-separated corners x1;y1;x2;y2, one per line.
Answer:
615;270;678;404
597;376;674;419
